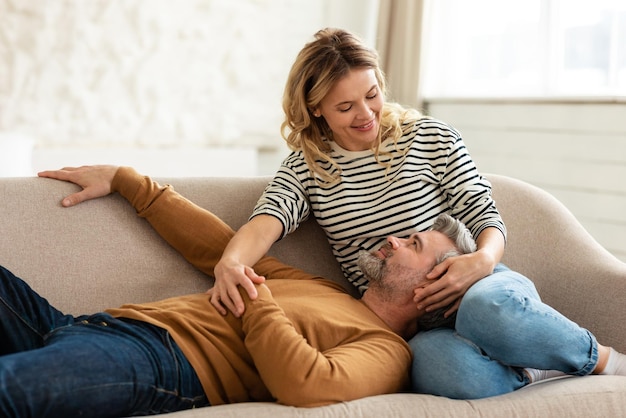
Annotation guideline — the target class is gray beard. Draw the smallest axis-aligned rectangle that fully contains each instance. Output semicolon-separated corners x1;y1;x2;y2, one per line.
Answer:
357;250;385;283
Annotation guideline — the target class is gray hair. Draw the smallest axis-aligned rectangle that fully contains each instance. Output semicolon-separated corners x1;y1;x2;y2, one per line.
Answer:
430;214;477;261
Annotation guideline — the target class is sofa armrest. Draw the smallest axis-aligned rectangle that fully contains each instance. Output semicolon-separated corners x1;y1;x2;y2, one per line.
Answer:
487;174;626;352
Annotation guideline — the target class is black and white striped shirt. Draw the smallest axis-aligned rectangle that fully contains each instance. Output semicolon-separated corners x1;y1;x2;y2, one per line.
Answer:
252;118;506;294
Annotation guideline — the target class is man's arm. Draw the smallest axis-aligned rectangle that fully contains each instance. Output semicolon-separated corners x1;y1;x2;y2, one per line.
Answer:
111;167;243;279
241;285;411;407
40;165;239;279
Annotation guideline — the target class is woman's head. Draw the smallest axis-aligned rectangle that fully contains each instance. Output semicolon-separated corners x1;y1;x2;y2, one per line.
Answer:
281;28;422;184
282;28;386;138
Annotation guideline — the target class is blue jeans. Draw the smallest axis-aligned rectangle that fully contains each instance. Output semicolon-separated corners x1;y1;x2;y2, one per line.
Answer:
0;265;209;417
409;265;598;399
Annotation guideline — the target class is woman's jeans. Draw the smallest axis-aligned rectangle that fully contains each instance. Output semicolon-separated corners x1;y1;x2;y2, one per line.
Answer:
409;265;599;399
0;265;209;417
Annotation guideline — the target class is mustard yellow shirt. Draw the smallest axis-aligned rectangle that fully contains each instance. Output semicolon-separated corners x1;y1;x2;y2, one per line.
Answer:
105;167;411;407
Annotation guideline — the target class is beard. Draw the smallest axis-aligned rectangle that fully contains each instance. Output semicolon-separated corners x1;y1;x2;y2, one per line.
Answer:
357;250;386;283
357;248;429;303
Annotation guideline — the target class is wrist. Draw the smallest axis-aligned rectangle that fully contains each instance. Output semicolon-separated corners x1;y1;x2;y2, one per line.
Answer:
240;284;272;318
475;249;498;273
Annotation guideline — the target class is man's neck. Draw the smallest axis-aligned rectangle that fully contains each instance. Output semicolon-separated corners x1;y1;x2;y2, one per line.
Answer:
361;291;421;340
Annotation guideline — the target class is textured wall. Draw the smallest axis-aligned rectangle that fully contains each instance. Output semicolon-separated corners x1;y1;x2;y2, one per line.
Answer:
0;0;324;149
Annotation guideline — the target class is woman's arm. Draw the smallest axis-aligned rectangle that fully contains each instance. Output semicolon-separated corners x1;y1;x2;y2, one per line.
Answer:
212;214;283;317
412;126;507;315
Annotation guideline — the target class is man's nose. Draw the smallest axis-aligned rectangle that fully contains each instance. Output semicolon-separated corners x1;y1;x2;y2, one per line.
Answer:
387;236;401;249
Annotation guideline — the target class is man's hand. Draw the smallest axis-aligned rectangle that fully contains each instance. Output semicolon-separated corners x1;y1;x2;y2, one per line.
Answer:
38;165;119;207
207;261;266;317
414;251;495;317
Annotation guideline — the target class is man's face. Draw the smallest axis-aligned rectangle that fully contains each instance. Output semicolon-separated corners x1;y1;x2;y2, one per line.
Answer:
358;231;457;293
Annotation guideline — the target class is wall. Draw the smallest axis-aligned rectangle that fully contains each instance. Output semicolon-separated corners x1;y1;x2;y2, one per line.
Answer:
0;0;379;176
426;99;626;262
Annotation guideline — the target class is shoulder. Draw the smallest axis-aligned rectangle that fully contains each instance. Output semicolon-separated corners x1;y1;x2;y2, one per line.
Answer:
388;118;462;154
404;117;462;141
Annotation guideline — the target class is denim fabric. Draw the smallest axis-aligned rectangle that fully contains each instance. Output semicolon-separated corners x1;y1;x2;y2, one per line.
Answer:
0;265;209;417
409;264;598;399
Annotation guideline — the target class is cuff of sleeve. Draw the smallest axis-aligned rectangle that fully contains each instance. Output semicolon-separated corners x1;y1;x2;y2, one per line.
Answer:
111;166;144;201
240;284;277;321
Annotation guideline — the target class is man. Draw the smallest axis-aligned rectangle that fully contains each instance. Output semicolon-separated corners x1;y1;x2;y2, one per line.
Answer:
1;165;474;418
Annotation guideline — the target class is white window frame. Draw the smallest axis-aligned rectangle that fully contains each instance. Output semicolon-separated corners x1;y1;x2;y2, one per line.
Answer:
421;0;626;100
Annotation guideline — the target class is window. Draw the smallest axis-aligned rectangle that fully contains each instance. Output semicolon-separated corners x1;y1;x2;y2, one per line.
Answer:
422;0;626;98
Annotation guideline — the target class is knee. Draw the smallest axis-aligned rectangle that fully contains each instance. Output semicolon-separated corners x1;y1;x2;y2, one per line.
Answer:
459;271;538;320
410;329;518;399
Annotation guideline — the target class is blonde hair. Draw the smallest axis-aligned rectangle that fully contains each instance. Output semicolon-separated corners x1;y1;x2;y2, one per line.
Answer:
281;28;424;185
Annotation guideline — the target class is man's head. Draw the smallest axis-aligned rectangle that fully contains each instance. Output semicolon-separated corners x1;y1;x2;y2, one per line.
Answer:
358;214;477;302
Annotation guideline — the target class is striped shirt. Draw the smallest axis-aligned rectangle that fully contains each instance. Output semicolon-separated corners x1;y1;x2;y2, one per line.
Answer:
252;118;506;294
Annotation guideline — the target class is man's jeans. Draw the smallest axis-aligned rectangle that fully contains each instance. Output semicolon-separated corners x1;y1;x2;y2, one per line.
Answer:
409;265;599;399
0;265;209;417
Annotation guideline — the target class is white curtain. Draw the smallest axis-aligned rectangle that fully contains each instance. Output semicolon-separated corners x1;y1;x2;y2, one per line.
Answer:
376;0;425;110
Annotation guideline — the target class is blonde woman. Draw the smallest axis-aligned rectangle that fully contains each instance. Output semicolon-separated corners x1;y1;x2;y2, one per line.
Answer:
213;27;506;320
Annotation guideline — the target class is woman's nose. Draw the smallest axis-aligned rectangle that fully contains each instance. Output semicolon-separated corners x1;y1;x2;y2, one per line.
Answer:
356;102;373;119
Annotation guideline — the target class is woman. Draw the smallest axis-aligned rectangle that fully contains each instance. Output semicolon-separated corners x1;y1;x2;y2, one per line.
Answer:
212;28;506;322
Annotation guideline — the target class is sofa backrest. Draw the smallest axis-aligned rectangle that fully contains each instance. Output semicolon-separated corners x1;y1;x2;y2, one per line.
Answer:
1;174;625;351
0;176;348;315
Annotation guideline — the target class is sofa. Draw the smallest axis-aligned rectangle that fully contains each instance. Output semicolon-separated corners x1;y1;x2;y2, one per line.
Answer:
1;172;625;417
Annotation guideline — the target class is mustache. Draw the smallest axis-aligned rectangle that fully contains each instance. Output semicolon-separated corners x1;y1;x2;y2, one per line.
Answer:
378;242;393;255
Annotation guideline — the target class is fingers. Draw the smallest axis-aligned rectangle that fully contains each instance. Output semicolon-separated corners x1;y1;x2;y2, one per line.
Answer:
61;192;84;207
244;266;266;284
423;293;459;312
207;266;264;318
207;289;228;316
38;165;118;207
209;286;245;317
414;279;455;311
60;188;100;207
444;299;462;318
426;258;450;279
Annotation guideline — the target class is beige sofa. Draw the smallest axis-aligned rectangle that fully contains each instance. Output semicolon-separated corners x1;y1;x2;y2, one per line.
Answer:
1;173;625;417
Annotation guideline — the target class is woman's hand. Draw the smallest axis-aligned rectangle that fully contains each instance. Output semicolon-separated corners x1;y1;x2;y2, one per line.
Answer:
413;250;495;317
415;226;505;316
207;214;283;317
208;259;266;317
38;165;119;207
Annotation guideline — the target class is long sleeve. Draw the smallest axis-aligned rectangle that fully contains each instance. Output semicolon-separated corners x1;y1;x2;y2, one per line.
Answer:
241;282;412;407
438;132;507;242
111;166;235;277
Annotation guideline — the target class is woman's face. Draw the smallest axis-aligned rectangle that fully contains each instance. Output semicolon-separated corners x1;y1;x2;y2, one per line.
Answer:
314;68;383;151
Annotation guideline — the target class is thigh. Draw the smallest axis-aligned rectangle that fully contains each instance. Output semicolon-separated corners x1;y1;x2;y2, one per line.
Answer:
0;317;208;417
456;267;597;373
0;265;75;355
409;328;526;399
